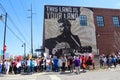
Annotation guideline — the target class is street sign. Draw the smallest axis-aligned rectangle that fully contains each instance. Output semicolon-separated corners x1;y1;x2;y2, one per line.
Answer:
3;45;7;52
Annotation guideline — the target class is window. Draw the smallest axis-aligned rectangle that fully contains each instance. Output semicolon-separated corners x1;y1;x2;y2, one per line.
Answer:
112;16;120;27
96;16;104;27
80;15;87;26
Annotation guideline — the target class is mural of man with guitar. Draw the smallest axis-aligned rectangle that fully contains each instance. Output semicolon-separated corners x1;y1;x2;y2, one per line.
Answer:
45;18;82;55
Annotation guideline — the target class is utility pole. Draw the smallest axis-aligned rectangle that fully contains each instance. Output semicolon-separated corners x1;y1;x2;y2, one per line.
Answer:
28;4;33;56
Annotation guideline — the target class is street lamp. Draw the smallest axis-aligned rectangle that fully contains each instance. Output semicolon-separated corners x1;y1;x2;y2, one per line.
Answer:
96;32;100;55
0;13;7;60
22;43;26;59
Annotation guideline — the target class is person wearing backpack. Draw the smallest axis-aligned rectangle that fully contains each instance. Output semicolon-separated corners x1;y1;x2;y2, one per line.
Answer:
112;55;117;67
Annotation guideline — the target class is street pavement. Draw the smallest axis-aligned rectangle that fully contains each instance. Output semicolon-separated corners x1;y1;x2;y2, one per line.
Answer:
1;65;120;80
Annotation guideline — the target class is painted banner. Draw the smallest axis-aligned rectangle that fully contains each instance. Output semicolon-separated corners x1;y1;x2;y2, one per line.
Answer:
44;5;97;55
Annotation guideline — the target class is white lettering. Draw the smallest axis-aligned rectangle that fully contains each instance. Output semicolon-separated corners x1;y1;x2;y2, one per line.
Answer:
46;6;58;12
61;7;72;12
46;12;62;19
73;8;78;12
66;13;79;19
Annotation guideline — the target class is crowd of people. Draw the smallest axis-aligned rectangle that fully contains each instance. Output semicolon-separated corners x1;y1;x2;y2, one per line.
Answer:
99;53;120;68
0;53;95;75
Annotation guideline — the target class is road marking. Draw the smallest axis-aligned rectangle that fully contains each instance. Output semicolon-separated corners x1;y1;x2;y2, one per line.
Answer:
49;75;61;80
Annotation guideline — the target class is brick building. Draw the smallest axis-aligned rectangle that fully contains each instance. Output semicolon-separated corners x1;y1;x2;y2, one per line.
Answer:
93;8;120;55
43;5;120;56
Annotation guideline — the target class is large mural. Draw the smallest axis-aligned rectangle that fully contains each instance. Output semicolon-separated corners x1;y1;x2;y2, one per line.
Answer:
44;5;97;55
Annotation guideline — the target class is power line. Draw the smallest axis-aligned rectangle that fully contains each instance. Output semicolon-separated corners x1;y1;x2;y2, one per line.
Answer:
1;20;24;43
1;1;31;47
8;0;30;45
1;20;31;50
21;0;28;9
32;0;37;14
0;3;6;13
7;15;30;46
19;0;28;19
0;2;31;50
19;0;33;46
19;0;26;12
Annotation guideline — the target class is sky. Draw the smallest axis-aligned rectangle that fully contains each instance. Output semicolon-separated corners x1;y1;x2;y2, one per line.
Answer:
0;0;120;57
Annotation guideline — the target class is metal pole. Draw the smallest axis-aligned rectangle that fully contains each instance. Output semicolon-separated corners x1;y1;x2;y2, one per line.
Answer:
96;32;99;55
3;13;7;60
24;43;26;58
30;5;33;56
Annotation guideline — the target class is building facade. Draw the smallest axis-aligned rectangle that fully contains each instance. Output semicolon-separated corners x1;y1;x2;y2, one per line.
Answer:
43;5;120;56
93;8;120;55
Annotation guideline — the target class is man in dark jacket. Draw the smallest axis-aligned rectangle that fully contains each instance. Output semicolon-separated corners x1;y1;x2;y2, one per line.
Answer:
45;18;81;55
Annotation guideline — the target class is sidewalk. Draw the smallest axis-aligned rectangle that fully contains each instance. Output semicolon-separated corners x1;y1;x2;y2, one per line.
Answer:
93;64;120;72
1;65;120;77
0;72;46;77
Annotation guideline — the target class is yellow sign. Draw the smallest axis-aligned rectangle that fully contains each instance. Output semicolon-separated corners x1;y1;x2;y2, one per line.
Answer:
29;54;32;59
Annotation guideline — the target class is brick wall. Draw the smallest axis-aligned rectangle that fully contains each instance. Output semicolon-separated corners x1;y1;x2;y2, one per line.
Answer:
93;8;120;55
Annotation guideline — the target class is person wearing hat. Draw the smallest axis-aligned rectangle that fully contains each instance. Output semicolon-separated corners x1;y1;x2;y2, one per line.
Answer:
45;18;81;55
